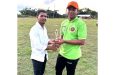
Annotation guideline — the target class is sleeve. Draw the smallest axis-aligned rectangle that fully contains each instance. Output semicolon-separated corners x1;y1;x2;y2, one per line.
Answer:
77;21;87;39
29;28;48;51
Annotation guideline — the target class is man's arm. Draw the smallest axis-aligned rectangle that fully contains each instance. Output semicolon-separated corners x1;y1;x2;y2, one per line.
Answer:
63;39;85;45
55;35;86;45
56;39;85;45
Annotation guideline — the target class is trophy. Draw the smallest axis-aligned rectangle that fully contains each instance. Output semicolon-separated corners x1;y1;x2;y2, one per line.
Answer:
55;29;58;40
54;29;59;48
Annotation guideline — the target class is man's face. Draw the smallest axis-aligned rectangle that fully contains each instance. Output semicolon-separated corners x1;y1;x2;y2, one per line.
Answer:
67;6;78;20
37;12;48;25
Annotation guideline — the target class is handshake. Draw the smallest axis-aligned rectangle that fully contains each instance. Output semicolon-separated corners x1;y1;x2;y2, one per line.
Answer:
48;39;64;51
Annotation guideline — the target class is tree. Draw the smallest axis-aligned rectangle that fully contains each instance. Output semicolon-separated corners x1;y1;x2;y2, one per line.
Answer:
19;8;37;16
18;7;98;18
90;10;98;18
78;8;98;19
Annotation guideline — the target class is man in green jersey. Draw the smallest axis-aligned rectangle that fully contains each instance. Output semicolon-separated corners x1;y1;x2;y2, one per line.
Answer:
55;1;87;75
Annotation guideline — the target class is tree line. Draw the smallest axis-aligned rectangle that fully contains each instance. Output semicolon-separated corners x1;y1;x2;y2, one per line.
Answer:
18;7;98;19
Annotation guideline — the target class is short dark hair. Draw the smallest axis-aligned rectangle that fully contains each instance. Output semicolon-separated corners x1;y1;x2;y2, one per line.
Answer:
36;9;47;16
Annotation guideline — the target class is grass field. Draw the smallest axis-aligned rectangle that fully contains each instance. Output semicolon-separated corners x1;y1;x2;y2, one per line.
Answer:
18;17;97;75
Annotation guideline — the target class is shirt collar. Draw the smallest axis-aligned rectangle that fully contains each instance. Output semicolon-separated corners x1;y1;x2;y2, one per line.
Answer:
35;22;45;29
68;16;78;22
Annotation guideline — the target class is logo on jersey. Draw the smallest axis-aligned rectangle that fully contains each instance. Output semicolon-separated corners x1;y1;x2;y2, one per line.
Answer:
70;27;75;32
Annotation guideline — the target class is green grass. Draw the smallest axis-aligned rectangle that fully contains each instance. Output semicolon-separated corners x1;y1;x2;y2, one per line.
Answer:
18;17;97;75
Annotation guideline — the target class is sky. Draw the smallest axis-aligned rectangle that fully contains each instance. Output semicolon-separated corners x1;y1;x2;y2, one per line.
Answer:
17;0;98;15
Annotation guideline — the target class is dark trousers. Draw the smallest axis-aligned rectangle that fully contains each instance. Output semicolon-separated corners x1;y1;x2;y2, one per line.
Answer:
32;55;47;75
55;54;80;75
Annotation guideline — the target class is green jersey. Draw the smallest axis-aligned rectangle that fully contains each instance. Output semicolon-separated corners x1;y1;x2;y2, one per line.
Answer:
59;17;87;59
